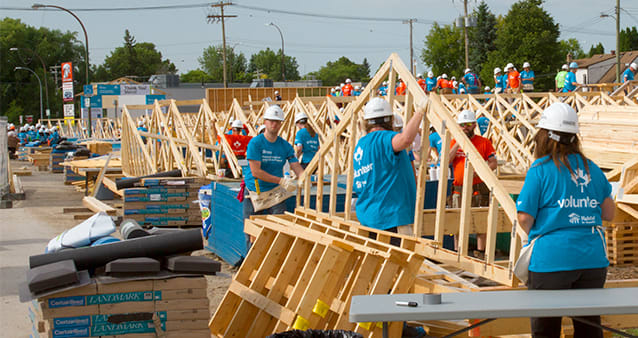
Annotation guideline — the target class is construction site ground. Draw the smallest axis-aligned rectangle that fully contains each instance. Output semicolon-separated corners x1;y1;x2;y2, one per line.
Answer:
1;159;636;336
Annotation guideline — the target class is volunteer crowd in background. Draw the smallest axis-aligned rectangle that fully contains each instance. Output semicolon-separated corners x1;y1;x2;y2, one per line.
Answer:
5;122;61;159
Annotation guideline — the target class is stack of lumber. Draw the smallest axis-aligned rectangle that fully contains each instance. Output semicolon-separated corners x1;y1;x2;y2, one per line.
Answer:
123;177;208;228
17;146;29;161
605;221;638;265
64;156;88;184
29;149;52;171
49;153;66;173
81;141;113;156
29;277;210;338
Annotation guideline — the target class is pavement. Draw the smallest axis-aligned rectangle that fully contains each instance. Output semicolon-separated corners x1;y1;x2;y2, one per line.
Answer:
0;160;85;337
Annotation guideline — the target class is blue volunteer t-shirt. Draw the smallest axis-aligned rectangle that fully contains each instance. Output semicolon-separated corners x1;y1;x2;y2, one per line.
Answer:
463;73;479;90
520;70;535;84
379;85;388;96
244;134;297;192
294;128;319;164
352;130;416;230
563;72;577;92
426;77;436;92
429;132;442;155
516;154;611;273
476;116;489;135
622;68;634;83
495;75;505;91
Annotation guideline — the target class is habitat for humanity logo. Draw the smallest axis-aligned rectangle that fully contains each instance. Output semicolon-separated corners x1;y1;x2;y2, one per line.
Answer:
354;147;363;164
569;213;580;224
570;168;591;193
233;141;242;148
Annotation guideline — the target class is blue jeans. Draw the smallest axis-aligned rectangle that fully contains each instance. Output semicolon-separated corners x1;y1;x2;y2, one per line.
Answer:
243;196;287;251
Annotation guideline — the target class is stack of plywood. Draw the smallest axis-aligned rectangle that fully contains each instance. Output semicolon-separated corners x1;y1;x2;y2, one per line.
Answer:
82;141;113;156
29;277;210;338
122;177;208;228
49;153;66;173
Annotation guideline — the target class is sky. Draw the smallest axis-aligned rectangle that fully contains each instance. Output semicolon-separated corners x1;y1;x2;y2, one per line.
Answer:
4;0;638;77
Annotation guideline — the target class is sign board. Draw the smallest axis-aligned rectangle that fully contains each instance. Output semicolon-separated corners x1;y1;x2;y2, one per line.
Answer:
63;82;74;102
61;62;73;83
64;104;75;117
145;95;166;105
26;115;33;123
83;85;94;96
121;84;150;95
80;95;102;108
64;116;74;125
97;84;120;95
81;107;103;120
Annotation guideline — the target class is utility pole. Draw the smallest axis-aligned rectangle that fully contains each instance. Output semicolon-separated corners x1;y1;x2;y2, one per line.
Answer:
208;2;236;88
463;0;469;69
616;0;621;83
403;19;416;75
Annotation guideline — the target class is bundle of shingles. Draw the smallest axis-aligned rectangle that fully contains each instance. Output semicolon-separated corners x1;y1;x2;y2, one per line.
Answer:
21;228;219;338
122;177;209;228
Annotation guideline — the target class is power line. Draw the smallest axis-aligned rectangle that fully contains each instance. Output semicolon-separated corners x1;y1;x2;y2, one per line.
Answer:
0;3;211;11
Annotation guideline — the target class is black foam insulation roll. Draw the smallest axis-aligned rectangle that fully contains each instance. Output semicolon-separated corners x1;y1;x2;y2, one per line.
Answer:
115;169;182;190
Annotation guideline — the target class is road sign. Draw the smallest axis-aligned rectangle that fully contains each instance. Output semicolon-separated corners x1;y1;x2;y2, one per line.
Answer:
64;104;75;117
83;85;94;96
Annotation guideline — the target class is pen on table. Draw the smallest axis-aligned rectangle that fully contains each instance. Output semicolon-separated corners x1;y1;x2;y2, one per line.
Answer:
395;301;418;307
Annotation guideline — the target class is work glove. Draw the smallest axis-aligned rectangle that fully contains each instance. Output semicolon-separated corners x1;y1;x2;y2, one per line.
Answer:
280;177;298;192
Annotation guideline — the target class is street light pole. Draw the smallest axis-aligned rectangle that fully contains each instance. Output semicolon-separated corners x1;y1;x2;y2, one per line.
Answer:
267;22;285;82
32;3;91;136
15;67;43;122
615;0;621;83
10;47;50;116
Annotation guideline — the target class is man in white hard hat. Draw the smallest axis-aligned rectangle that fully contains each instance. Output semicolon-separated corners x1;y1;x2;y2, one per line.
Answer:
563;62;579;92
426;71;436;93
505;63;521;93
243;105;304;246
555;64;569;92
449;109;497;258
520;62;535;92
294;112;319;168
379;81;388;96
220;119;252;177
342;78;354;96
416;73;426;91
352;97;425;244
622;62;638;83
463;68;482;94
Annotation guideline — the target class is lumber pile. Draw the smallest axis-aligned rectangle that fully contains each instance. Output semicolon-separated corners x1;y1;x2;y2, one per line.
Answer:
29;277;211;338
123;177;208;228
209;212;424;337
49;153;66;173
81;141;113;156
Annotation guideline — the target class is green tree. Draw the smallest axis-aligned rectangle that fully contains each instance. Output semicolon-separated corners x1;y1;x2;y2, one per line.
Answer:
468;1;498;75
619;26;638;52
199;45;251;83
1;18;85;122
93;30;176;82
421;22;465;78
559;38;585;60
481;0;561;91
307;57;370;86
587;42;605;57
180;70;214;83
360;58;371;82
248;48;300;81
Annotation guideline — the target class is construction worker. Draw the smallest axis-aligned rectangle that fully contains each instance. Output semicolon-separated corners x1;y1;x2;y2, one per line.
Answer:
27;126;37;142
7;130;19;159
555;64;568;92
395;76;407;95
520;62;535;92
378;81;388;96
274;90;282;101
342;78;354;96
334;86;342;97
243;105;304;246
449;109;497;258
506;63;521;93
517;102;614;337
426;71;437;92
329;88;336;97
622;62;637;83
462;68;482;94
437;74;452;94
417;73;426;91
563;62;579;92
221;119;252;177
48;126;61;147
294;112;319;169
494;67;505;94
18;126;28;145
353;85;361;96
352;97;423;244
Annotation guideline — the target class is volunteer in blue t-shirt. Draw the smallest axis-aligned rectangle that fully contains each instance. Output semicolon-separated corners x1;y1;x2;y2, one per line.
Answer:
294;112;320;169
426;71;437;92
493;67;505;94
622;62;637;83
352;97;423;245
462;68;482;94
563;62;579;92
428;128;442;158
516;102;615;337
520;62;535;92
243;105;304;242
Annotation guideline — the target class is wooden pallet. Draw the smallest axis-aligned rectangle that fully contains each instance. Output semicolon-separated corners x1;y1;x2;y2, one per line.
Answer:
605;222;638;265
209;213;424;337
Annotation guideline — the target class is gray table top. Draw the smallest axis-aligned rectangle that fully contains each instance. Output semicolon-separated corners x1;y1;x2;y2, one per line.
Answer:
350;287;638;322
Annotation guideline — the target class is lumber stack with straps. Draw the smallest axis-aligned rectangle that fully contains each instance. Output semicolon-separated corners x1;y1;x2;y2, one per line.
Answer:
29;277;210;338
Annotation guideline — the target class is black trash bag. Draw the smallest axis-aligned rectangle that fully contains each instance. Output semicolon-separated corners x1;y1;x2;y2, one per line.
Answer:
74;147;91;157
266;329;363;338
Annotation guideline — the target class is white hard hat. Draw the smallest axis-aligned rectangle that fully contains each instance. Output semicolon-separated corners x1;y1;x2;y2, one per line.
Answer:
30;126;35;131
417;73;423;78
345;78;351;83
523;62;531;68
138;120;144;127
383;81;388;85
294;112;308;123
231;119;244;129
442;74;448;79
331;88;335;93
631;63;638;70
393;113;404;129
459;88;466;94
506;63;514;70
264;105;285;121
363;97;393;120
340;83;345;87
537;102;579;134
464;68;471;74
457;109;476;124
427;71;434;77
452;81;458;87
257;125;266;134
355;85;361;90
485;86;491;91
335;86;341;91
52;126;58;131
562;64;568;70
274;90;279;95
451;76;456;80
